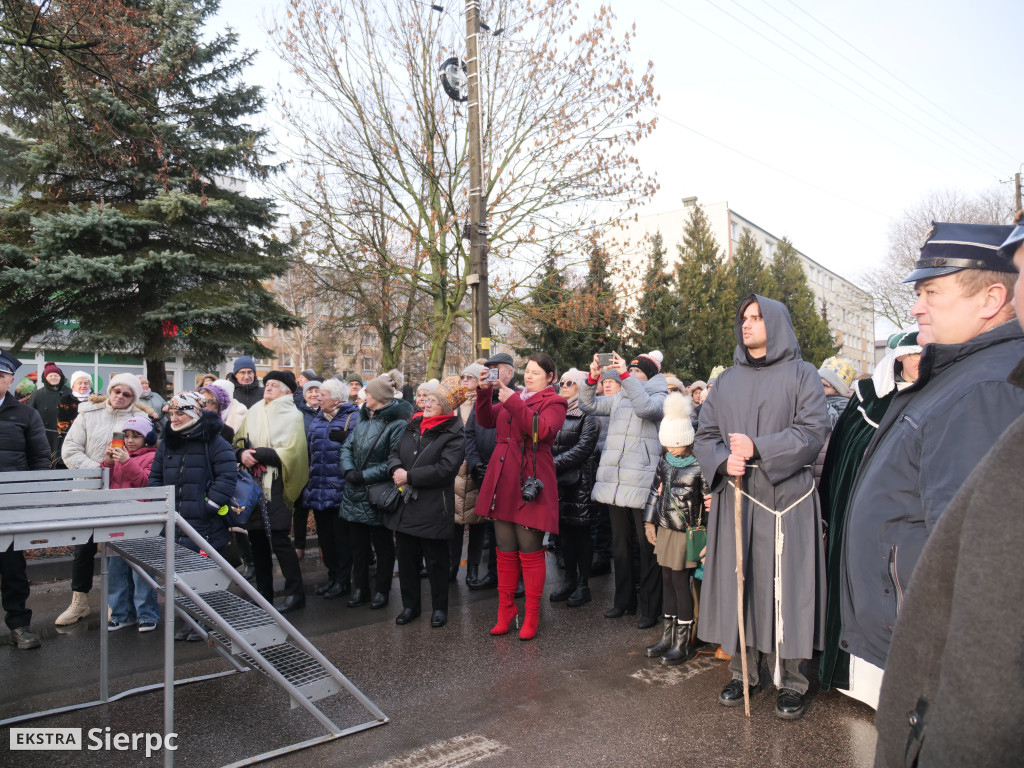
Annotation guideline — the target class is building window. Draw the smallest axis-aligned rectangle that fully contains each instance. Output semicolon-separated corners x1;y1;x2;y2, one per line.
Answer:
342;344;355;356
361;356;375;374
447;362;458;376
361;330;378;348
280;354;294;367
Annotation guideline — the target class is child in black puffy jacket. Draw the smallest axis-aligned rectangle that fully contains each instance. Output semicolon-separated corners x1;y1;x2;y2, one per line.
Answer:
642;392;710;665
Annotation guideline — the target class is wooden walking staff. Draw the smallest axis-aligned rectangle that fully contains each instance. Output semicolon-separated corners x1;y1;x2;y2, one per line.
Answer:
734;474;750;717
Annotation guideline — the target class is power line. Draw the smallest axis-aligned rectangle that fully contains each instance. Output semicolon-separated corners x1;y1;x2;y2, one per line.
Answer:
642;106;894;221
780;0;1013;166
652;0;961;180
698;0;1006;178
726;0;1010;175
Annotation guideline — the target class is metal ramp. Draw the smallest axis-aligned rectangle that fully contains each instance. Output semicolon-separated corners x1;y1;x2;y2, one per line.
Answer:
0;469;388;767
111;516;388;747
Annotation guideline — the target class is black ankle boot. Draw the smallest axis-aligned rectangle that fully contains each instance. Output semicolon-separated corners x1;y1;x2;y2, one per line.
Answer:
465;564;479;586
448;563;459;583
661;621;697;665
644;616;676;658
566;580;592;607
549;580;577;602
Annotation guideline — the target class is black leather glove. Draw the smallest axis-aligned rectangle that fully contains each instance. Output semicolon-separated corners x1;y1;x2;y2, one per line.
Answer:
328;428;347;443
345;469;364;485
471;463;488;482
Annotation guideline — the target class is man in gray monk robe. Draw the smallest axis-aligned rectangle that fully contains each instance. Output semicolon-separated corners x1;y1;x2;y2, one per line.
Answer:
694;294;830;720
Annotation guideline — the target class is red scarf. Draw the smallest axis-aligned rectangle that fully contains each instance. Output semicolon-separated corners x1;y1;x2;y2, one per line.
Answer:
420;414;453;433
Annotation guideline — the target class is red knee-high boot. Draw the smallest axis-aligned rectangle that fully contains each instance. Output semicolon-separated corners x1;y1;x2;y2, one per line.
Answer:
490;549;521;635
518;549;546;641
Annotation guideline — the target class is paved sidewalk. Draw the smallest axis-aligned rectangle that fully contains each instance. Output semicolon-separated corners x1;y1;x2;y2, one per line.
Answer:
1;552;877;767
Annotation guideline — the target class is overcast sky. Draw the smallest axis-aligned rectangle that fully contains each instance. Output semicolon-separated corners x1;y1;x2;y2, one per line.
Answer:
214;0;1023;308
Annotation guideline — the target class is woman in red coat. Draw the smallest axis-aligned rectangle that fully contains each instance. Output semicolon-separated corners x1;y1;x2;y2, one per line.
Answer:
475;353;567;640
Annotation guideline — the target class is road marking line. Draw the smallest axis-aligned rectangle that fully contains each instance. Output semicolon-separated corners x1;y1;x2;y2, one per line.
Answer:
630;657;717;686
369;734;509;768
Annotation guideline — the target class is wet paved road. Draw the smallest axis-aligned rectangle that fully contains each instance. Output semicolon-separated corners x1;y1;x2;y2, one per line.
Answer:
1;553;877;767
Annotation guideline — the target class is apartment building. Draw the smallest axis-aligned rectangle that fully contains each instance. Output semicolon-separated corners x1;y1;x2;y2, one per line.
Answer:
618;197;875;375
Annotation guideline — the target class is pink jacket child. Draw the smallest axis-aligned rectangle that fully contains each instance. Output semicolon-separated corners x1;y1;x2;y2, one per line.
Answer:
101;415;161;632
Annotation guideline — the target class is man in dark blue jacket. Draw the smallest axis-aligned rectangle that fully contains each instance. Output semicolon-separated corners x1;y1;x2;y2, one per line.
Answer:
839;222;1024;707
0;349;50;649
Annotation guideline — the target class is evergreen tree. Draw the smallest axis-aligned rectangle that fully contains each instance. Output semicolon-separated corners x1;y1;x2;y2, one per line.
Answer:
634;231;685;372
579;238;630;358
515;240;629;373
766;237;838;365
0;0;299;387
733;227;775;299
514;255;582;375
674;204;737;380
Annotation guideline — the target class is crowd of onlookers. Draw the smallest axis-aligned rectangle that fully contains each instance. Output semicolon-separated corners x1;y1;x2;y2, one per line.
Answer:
3;218;1024;753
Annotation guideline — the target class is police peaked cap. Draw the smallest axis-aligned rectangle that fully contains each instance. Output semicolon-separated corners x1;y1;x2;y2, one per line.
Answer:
0;348;22;375
903;221;1017;283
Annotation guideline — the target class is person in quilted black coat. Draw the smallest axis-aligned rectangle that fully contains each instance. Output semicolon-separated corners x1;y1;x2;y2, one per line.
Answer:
550;368;600;608
642;392;710;666
149;396;237;556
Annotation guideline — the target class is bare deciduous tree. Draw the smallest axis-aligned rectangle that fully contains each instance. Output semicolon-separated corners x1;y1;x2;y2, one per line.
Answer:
862;187;1015;327
268;0;658;378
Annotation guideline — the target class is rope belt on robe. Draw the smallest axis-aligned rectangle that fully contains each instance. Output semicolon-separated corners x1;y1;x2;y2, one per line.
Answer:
727;464;815;687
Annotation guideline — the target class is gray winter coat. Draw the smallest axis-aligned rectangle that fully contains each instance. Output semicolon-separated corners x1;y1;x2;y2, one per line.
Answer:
840;319;1024;669
579;373;667;509
693;294;831;660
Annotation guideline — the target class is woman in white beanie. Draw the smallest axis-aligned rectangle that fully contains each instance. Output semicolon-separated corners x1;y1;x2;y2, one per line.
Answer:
641;392;709;665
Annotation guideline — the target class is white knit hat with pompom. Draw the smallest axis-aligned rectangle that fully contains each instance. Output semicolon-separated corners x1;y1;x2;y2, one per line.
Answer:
659;392;695;448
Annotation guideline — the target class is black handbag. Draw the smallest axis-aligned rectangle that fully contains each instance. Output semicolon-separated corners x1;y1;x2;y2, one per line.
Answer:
366;481;401;514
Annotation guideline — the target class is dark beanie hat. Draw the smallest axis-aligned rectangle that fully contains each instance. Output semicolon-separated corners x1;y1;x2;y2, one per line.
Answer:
233;355;257;374
628;350;664;380
263;370;297;393
300;369;321;382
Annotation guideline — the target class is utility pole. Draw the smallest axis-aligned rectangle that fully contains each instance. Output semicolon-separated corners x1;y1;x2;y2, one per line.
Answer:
1015;172;1022;213
464;0;489;360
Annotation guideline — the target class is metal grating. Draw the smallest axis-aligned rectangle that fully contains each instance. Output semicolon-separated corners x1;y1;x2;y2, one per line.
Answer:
176;591;276;632
114;536;219;574
239;643;333;687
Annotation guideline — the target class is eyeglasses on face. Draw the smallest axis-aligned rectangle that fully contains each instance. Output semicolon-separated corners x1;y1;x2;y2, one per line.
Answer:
558;381;577;388
460;375;475;381
109;387;133;398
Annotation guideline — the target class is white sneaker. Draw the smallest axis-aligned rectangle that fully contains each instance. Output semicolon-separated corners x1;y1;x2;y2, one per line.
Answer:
137;621;158;633
107;618;137;631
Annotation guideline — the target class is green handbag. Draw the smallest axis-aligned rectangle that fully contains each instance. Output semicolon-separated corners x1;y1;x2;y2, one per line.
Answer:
670;494;706;567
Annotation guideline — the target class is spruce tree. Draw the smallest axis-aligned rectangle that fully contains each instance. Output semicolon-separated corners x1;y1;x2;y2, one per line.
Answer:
733;227;775;300
634;231;685;372
580;238;629;358
514;255;583;374
767;237;837;365
674;204;737;380
0;0;299;387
